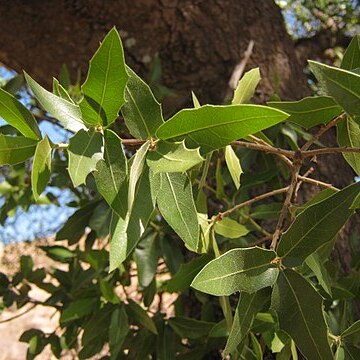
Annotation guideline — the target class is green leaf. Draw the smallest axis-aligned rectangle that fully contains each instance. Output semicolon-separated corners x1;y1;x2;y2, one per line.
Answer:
214;217;249;239
166;254;212;293
191;247;279;296
157;172;199;251
89;201;111;239
308;60;360;117
192;91;201;108
341;320;360;339
268;96;342;129
67;129;104;187
61;298;99;323
336;344;360;360
109;306;128;360
224;287;270;356
156;104;289;153
146;140;204;173
341;35;360;70
337;116;360;175
122;66;164;139
109;166;159;270
2;74;24;95
56;202;95;244
168;316;215;339
251;203;282;220
94;129;128;216
225;145;243;189
305;252;332;297
80;27;128;126
0;134;37;165
53;78;73;103
277;182;360;267
271;269;334;360
157;325;176;360
134;232;160;288
0;87;41;139
24;72;86;133
39;245;75;263
126;299;158;334
232;68;261;104
31;135;52;201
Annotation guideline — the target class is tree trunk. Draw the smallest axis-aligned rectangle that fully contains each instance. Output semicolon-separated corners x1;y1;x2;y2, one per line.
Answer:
0;0;309;108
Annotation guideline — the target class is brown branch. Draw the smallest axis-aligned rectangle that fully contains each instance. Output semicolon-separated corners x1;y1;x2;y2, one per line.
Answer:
297;175;339;191
0;304;36;324
231;140;294;158
214;186;289;221
302;146;360;158
301;113;346;151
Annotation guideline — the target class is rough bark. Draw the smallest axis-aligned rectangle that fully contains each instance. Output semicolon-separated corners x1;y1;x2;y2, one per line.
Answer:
0;0;309;110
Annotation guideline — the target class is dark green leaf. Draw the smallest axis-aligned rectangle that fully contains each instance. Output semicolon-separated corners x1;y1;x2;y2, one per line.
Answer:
31;135;52;201
341;320;360;339
157;325;176;360
232;67;261;104
61;298;99;323
336;344;360;360
271;269;333;360
268;96;342;129
122;66;164;139
126;299;158;334
146;140;204;173
191;247;279;296
2;74;24;95
56;202;95;244
40;246;75;263
109;306;128;359
68;129;104;187
25;72;86;133
157;172;199;251
337;116;360;175
89;201;111;239
94;129;128;216
156;105;288;153
341;35;360;70
0;87;41;139
159;235;184;274
80;27;128;126
277;182;360;267
168;316;215;339
214;217;249;239
0;134;37;165
134;232;160;288
224;287;271;356
166;254;212;292
309;60;360;117
251;203;282;220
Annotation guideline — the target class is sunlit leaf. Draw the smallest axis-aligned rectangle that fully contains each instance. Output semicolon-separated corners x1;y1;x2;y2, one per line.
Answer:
156;104;289;153
146;140;204;173
225;145;243;189
0;87;41;139
214;217;249;239
269;96;342;129
0;134;37;165
122;66;164;139
232;67;261;104
31;135;52;201
67;129;104;187
80;27;128;126
191;247;279;296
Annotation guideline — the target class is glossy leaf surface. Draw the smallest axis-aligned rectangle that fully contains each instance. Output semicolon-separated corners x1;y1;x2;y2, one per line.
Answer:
80;28;128;126
146;140;204;173
25;72;86;133
269;96;342;129
122;66;164;139
191;247;279;296
156;105;288;153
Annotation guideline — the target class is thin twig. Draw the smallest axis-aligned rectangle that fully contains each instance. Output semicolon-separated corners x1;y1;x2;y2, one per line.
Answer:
231;140;294;158
0;304;36;324
214;186;289;221
301;113;346;151
302;146;360;158
297;175;339;191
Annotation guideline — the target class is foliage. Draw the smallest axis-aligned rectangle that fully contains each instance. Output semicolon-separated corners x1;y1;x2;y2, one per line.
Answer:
1;29;360;359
